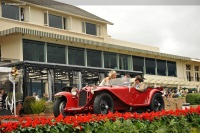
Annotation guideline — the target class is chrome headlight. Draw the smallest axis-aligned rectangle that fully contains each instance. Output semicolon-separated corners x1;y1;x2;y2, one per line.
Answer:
71;87;78;96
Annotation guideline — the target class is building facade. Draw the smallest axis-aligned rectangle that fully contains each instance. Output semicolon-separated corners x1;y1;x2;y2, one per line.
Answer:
0;0;199;100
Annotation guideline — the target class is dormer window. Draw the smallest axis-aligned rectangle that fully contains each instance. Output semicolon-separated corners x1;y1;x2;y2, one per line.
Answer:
1;3;24;21
44;11;69;30
49;14;63;29
2;3;19;20
82;22;102;36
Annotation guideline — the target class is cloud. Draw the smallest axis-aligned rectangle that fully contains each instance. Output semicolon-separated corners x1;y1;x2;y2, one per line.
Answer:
56;1;200;58
78;6;200;58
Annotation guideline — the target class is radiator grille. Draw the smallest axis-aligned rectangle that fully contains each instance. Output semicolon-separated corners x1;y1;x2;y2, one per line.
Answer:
79;90;87;106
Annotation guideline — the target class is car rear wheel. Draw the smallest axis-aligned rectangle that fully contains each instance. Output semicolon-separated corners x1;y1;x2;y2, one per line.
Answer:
149;93;164;112
93;93;114;114
53;97;67;117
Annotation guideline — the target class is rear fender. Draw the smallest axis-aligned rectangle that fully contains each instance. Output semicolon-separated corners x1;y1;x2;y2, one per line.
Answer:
54;92;78;108
148;89;163;105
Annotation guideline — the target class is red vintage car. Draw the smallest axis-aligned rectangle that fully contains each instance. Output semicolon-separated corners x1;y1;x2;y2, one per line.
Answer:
53;78;164;117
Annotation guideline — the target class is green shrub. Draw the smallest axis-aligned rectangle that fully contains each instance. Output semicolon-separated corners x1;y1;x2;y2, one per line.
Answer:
23;96;36;114
44;101;53;114
186;94;200;105
31;99;46;114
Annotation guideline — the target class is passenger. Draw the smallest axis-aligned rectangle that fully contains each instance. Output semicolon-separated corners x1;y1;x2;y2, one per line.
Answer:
122;74;131;85
99;70;117;86
132;75;146;92
1;90;7;110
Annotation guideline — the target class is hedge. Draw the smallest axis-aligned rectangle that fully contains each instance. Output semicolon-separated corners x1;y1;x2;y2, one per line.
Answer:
186;93;200;105
23;96;36;114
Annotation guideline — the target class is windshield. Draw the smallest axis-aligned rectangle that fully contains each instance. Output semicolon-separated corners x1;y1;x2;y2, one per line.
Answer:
99;77;132;87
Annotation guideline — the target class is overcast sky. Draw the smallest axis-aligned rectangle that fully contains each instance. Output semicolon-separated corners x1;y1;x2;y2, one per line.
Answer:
57;1;200;58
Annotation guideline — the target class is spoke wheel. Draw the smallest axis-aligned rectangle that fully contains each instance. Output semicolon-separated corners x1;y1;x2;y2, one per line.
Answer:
94;93;114;114
53;97;67;117
150;93;164;112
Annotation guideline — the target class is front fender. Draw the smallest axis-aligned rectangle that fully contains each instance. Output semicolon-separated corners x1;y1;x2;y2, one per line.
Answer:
54;92;78;108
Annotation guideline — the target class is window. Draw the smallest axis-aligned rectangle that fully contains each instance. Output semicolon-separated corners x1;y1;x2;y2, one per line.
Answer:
44;12;68;29
82;22;101;36
23;39;45;62
167;61;177;77
186;64;191;81
132;56;144;72
87;49;102;67
47;43;66;64
20;8;25;21
186;64;191;70
145;58;155;75
186;71;191;81
157;59;166;76
68;47;85;66
119;54;129;70
195;72;199;81
104;52;117;69
2;3;19;20
195;66;199;81
49;14;63;29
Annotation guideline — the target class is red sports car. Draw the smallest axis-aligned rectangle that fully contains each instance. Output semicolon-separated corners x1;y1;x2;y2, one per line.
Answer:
53;78;164;117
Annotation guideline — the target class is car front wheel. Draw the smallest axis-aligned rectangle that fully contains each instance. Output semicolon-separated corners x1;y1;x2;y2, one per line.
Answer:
93;93;114;114
53;97;67;117
149;93;164;112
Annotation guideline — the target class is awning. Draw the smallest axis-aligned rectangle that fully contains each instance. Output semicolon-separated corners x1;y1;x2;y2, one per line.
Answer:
144;79;200;87
0;27;190;61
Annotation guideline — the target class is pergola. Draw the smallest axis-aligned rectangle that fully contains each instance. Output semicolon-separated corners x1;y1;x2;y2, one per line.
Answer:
144;78;200;91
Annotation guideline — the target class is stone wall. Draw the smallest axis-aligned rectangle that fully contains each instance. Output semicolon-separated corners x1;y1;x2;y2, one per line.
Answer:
164;97;186;110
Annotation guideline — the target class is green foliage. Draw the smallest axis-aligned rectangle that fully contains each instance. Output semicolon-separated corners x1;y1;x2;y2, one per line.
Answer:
13;116;193;133
23;96;36;114
186;93;200;105
44;101;53;114
30;99;46;114
7;92;23;102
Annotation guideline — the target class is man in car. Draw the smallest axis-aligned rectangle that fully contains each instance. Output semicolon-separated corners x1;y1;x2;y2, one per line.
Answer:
132;75;146;92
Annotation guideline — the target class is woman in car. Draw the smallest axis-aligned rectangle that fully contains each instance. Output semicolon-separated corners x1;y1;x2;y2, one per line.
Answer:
99;70;117;86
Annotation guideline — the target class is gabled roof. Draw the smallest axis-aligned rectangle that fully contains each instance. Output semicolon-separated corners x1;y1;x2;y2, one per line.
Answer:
21;0;113;24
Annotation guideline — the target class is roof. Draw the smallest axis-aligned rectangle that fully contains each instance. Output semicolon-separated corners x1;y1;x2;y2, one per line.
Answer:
21;0;113;24
0;61;143;75
0;27;191;61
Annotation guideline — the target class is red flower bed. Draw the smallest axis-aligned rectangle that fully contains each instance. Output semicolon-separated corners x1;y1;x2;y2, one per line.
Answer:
0;106;200;133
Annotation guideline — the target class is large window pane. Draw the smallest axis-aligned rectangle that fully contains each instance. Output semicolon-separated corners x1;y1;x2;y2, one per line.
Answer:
86;22;96;36
145;58;155;75
23;39;45;62
104;52;117;69
49;14;62;29
157;59;166;76
87;49;101;67
47;43;66;64
68;47;84;66
167;61;177;76
132;56;144;72
2;3;19;20
119;54;129;70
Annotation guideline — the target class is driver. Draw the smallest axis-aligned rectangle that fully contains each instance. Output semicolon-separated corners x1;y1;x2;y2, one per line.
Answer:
99;70;117;86
131;75;146;92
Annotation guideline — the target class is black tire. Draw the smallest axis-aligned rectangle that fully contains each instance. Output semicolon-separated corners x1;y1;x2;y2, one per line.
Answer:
53;97;67;117
149;93;165;112
93;93;114;114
